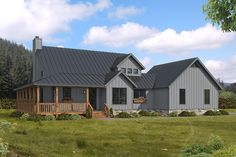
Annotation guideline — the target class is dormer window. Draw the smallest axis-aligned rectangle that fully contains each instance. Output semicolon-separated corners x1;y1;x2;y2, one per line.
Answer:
121;68;126;74
133;69;138;74
127;68;132;74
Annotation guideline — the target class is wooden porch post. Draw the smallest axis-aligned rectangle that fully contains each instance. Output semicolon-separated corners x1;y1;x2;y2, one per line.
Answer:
55;87;59;113
36;86;40;113
86;88;89;105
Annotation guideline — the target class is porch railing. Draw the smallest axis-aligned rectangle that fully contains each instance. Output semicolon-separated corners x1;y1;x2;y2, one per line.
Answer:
39;103;56;113
17;101;35;113
58;103;86;113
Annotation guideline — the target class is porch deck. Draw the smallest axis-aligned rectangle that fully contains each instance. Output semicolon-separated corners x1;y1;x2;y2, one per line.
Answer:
16;86;109;117
16;102;87;115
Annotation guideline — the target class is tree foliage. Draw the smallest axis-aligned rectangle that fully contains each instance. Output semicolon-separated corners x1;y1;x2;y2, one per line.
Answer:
0;38;32;98
203;0;236;32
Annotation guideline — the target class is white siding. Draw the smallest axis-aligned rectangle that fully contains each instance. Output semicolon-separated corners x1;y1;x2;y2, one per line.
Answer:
169;67;219;110
117;57;142;76
106;74;134;110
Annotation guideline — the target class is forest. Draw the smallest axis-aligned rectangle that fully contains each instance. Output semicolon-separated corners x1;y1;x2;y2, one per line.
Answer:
0;38;32;99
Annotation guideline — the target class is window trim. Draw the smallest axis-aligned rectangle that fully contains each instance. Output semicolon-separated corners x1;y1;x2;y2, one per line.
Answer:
179;89;186;105
127;68;132;74
112;88;127;104
133;68;138;74
121;68;126;74
204;89;210;104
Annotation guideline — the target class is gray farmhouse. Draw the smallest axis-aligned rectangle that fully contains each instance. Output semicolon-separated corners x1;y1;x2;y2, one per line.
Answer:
16;36;222;117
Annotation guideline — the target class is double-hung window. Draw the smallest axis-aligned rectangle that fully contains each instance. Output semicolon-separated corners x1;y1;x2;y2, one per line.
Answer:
112;88;127;104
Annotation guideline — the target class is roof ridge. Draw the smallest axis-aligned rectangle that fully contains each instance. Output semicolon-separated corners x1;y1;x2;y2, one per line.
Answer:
43;46;129;56
152;57;198;68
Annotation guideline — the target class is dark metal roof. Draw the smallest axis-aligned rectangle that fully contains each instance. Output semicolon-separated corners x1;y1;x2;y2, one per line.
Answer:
129;73;156;89
147;58;197;88
110;55;129;70
38;46;127;75
33;72;105;87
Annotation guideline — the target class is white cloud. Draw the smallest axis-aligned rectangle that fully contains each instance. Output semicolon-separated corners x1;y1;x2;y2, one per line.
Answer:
137;24;235;54
204;56;236;83
0;0;111;42
84;22;157;47
108;6;141;19
140;57;151;67
140;57;151;72
232;54;236;65
84;22;235;54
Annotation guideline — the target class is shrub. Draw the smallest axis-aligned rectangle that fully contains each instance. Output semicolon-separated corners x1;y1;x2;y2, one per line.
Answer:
208;135;224;151
27;114;45;121
116;112;131;118
178;111;196;117
0;99;16;109
44;115;56;121
211;145;236;157
20;113;30;120
9;111;24;118
219;110;229;115
56;114;81;120
182;144;211;156
86;108;92;119
169;112;178;117
204;110;221;116
138;110;160;116
0;138;9;156
219;91;236;109
130;112;140;118
69;114;81;120
109;108;114;118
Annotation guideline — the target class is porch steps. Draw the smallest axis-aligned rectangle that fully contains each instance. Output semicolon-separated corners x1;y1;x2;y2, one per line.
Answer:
92;111;107;118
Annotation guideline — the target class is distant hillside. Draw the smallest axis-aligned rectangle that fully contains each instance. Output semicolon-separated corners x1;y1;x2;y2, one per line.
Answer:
223;83;232;88
0;38;32;98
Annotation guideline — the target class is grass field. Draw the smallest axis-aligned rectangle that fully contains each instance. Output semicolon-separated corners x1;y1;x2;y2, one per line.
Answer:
0;110;236;157
224;109;236;113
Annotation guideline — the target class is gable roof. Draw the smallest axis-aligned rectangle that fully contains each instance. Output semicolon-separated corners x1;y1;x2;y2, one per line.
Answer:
147;58;222;89
37;46;128;75
105;71;137;87
111;53;145;70
148;58;197;88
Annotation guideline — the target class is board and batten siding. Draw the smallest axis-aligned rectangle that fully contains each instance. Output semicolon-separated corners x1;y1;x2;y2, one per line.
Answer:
117;57;142;76
154;88;169;110
169;66;219;110
133;89;169;110
106;74;134;110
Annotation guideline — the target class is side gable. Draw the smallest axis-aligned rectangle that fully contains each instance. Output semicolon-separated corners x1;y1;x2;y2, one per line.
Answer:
117;54;145;70
169;58;223;90
148;58;197;88
105;71;137;88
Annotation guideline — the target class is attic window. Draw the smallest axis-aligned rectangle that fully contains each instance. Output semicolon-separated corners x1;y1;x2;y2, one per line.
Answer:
127;68;132;74
121;68;126;73
133;69;138;74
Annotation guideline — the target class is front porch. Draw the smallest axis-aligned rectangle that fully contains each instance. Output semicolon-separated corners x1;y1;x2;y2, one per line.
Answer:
16;86;108;117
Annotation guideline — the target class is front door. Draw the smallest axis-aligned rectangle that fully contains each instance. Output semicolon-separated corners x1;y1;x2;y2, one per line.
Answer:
89;88;97;110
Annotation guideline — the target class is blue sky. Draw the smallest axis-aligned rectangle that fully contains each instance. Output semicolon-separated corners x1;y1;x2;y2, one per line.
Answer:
0;0;236;82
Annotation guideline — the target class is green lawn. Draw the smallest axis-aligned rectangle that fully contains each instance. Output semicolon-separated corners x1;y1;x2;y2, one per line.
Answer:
0;110;236;157
224;109;236;113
